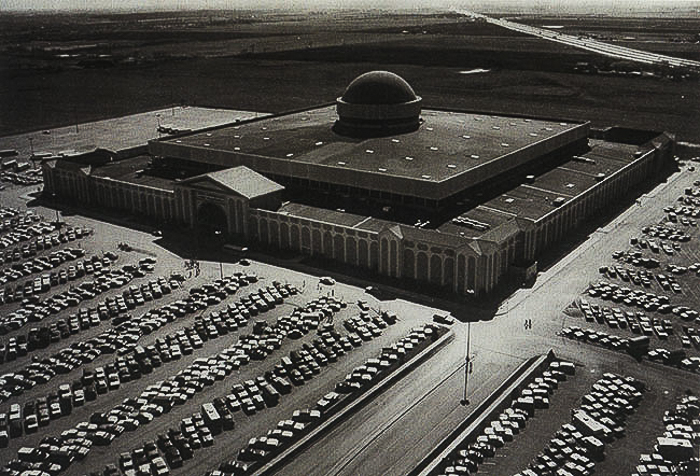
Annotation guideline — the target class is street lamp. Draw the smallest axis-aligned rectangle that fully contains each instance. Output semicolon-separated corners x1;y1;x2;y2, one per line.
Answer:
51;193;60;226
28;137;34;157
214;230;223;278
460;321;472;406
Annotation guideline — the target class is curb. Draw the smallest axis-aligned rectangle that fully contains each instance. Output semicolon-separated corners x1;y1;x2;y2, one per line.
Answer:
254;326;455;476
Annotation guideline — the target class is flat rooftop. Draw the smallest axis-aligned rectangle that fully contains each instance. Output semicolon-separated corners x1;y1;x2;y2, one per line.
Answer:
277;201;396;233
0;107;267;162
437;138;646;237
472;139;643;223
157;105;587;200
89;156;178;191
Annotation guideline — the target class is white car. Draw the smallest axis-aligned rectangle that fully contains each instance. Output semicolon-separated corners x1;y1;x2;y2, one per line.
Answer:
320;277;336;285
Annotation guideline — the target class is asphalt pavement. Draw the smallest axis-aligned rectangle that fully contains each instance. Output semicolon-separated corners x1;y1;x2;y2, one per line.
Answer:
2;164;700;476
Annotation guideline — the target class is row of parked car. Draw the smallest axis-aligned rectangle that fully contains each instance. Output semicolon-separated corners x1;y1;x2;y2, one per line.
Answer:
563;326;638;352
647;348;700;372
0;211;53;250
0;225;91;267
96;297;387;475
641;224;692;243
1;275;180;372
516;373;644;476
590;280;700;325
0;247;88;289
612;249;661;269
581;300;700;350
0;279;300;476
0;219;77;252
599;264;667;289
579;300;677;337
563;326;700;372
439;359;575;476
0;209;41;234
0;169;43;186
632;394;700;476
0;272;262;415
0;263;170;403
1;251;116;307
0;258;154;338
215;322;439;475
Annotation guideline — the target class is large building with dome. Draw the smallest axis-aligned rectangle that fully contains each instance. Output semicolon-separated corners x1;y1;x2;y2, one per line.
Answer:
43;71;674;296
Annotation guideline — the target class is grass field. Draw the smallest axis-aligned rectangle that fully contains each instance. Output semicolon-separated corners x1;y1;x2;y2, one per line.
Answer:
1;11;698;143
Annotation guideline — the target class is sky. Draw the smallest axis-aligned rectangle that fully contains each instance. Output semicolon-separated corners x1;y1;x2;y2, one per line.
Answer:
1;0;699;13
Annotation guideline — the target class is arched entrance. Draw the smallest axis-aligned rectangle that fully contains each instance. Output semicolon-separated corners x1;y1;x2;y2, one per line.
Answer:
197;201;228;247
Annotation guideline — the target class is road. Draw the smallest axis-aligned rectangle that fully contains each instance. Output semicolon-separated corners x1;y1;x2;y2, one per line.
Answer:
455;10;700;71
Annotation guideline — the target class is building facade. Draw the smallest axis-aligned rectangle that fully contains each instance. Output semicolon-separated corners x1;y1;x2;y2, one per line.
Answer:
42;72;675;296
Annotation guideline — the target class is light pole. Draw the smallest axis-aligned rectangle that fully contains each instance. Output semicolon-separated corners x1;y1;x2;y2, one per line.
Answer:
51;193;60;225
214;230;223;278
460;321;472;406
28;137;34;156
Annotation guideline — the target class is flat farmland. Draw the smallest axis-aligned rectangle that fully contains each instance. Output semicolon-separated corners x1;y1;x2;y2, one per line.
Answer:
2;11;698;144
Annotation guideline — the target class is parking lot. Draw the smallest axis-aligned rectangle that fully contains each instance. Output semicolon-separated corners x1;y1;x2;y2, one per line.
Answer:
562;176;700;374
1;117;700;476
0;179;452;476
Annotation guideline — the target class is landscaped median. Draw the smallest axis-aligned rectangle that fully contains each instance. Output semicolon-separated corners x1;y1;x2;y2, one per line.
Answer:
246;322;455;476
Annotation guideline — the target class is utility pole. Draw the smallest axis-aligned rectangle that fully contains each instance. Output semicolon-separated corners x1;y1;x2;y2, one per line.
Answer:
461;321;472;406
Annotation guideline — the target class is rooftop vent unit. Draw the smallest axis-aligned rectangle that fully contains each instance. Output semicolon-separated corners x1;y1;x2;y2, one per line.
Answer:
451;216;491;232
573;155;596;164
552;197;566;206
525;174;536;183
595;172;606;181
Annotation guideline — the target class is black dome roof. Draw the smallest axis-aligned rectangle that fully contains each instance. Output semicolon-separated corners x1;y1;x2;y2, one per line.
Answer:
341;71;418;105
